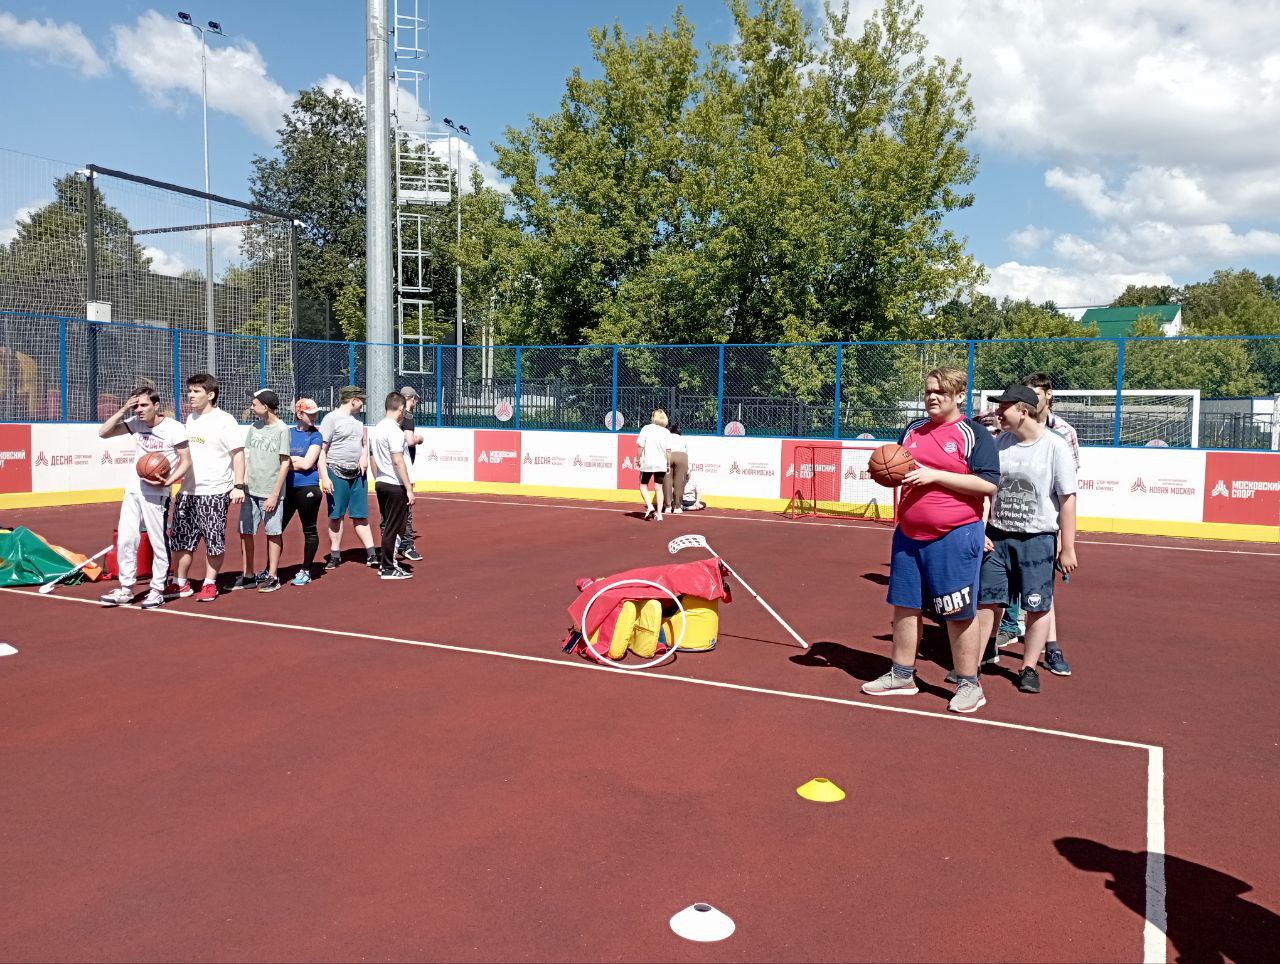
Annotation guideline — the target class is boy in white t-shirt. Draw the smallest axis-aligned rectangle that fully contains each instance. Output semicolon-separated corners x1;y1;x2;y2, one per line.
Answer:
369;391;415;580
635;408;670;521
168;373;245;602
97;387;192;610
976;384;1079;695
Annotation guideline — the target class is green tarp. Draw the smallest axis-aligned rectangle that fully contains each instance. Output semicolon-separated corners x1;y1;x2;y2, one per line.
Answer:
0;527;84;588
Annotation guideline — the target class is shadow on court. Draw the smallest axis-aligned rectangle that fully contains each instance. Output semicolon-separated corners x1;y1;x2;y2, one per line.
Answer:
789;640;953;700
1055;837;1280;964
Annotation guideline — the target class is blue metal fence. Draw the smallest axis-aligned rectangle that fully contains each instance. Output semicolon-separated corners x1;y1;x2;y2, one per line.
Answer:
1;311;1277;450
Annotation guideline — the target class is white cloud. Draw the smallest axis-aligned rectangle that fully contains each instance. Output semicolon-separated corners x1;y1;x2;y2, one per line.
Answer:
318;73;510;194
826;1;1280;304
111;11;293;141
142;245;191;277
0;12;108;77
983;262;1175;308
0;202;46;246
1007;225;1054;256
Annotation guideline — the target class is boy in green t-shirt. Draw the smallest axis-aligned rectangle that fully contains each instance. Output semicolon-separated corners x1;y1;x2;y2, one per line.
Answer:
236;390;291;593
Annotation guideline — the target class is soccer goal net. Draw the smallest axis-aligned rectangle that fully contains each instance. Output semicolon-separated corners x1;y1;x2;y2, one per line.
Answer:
785;442;899;522
976;389;1201;448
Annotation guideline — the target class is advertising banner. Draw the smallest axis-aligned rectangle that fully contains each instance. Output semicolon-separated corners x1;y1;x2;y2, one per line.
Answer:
29;424;135;493
0;424;32;493
1202;451;1280;526
521;431;616;489
473;429;521;484
413;428;475;483
1076;447;1205;522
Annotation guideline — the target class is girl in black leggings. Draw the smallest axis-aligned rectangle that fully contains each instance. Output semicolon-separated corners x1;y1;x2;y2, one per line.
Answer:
284;400;325;585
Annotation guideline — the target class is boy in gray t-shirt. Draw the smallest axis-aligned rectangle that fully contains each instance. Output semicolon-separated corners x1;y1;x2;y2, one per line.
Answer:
237;390;291;593
976;384;1079;695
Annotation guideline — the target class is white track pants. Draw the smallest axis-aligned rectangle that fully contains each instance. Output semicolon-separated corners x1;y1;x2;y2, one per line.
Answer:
116;491;170;591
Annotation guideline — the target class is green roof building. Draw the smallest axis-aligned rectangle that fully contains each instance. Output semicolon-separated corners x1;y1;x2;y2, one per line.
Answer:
1079;304;1182;338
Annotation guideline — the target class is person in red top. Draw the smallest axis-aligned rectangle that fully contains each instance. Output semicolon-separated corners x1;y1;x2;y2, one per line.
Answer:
862;366;1000;713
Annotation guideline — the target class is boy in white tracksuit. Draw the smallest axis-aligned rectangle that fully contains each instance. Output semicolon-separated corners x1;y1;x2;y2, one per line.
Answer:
98;387;192;609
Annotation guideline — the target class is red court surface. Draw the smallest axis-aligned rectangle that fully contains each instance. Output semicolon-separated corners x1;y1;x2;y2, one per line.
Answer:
2;495;1279;962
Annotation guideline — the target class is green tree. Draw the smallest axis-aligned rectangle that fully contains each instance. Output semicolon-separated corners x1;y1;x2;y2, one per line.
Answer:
1110;284;1180;308
249;87;372;340
493;0;982;350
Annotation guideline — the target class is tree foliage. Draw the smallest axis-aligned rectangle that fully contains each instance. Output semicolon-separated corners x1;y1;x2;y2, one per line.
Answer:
491;0;982;348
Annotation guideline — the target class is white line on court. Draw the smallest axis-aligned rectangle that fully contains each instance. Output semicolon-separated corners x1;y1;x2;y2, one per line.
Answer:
1144;747;1169;964
2;586;1168;962
424;494;1280;556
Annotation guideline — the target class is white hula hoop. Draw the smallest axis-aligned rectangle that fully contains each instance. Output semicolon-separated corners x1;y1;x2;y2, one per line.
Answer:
579;578;686;670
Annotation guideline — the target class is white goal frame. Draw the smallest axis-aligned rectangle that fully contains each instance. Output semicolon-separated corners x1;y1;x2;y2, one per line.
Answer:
977;389;1201;448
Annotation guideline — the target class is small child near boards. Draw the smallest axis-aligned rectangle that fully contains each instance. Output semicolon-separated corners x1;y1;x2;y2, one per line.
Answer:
975;384;1079;695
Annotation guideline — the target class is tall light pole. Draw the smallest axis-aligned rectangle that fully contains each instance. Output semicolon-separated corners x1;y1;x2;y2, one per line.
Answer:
177;11;224;373
443;117;470;382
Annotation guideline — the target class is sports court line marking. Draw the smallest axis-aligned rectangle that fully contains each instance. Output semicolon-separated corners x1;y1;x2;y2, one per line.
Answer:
424;494;1280;555
4;587;1168;962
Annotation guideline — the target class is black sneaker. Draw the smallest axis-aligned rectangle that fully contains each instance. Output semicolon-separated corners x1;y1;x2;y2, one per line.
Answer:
380;565;413;581
1042;648;1072;676
257;575;282;593
324;553;341;571
365;551;381;568
401;546;423;562
1017;667;1041;694
231;575;258;591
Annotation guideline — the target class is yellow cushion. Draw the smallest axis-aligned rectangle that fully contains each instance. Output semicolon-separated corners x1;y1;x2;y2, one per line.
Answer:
629;599;664;658
662;595;720;651
591;600;639;660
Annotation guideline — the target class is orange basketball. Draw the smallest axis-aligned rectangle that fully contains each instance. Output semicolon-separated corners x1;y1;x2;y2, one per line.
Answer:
136;452;170;484
868;443;916;488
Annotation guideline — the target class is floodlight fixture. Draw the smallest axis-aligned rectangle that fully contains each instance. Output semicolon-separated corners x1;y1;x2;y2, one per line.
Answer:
208;20;222;32
459;124;471;135
177;11;192;23
443;117;456;129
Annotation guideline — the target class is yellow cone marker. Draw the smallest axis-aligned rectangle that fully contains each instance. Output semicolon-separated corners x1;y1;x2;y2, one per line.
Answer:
796;777;845;803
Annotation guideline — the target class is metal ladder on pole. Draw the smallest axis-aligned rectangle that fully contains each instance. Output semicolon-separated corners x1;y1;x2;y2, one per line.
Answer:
391;0;451;377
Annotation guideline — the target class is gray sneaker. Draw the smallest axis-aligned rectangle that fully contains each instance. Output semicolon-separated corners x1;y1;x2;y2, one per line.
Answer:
861;670;919;697
996;630;1019;648
139;589;165;610
99;586;135;607
949;679;987;714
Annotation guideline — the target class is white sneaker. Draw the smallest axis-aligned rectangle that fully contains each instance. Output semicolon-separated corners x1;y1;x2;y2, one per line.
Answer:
140;589;165;610
644;506;655;520
655;512;664;521
100;586;136;607
861;670;919;697
672;507;683;514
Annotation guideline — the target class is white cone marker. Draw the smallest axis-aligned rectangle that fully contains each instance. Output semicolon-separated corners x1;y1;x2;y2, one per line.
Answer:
0;643;17;657
670;903;735;942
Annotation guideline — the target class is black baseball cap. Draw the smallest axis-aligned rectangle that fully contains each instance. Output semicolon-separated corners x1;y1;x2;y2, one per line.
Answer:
251;389;280;411
990;384;1040;408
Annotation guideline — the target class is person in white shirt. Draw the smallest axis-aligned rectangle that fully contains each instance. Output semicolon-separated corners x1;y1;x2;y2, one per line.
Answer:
97;387;192;610
369;391;415;580
635;408;670;521
664;423;690;514
681;470;706;511
167;373;245;603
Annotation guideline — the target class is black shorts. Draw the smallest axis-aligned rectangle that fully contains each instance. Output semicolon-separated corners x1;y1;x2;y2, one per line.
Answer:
978;528;1057;613
640;470;667;484
169;492;232;556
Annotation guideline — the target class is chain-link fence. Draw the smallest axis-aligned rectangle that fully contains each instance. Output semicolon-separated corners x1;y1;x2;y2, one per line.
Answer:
1;148;296;339
2;311;1278;451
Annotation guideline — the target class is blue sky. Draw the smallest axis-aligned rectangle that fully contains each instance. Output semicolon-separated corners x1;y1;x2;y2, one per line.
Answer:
2;0;1278;308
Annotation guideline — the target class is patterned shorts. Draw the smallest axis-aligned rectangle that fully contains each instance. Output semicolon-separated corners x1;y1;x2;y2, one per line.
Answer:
169;492;232;556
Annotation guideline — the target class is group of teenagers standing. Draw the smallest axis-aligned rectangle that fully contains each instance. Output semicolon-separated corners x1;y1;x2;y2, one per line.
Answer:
861;366;1080;714
97;375;427;610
